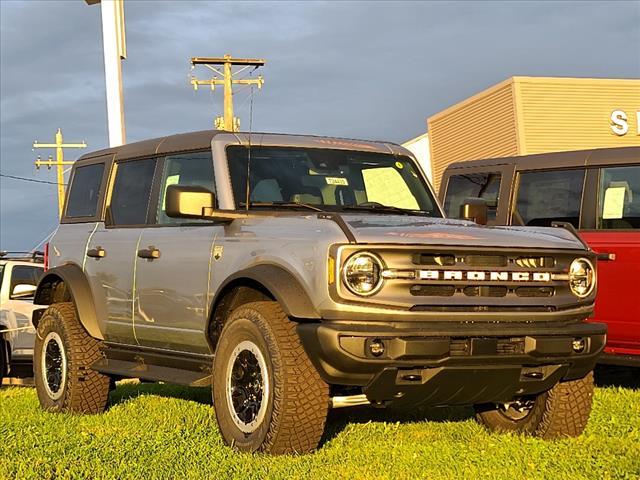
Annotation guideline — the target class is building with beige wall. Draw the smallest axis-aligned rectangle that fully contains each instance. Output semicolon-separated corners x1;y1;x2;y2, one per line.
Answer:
406;77;640;192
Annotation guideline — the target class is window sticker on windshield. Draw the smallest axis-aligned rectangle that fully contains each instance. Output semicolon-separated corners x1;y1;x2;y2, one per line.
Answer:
325;177;349;186
395;161;404;169
602;185;626;219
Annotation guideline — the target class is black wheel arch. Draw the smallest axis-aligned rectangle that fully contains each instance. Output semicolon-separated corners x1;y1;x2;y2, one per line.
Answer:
207;264;320;350
33;263;104;340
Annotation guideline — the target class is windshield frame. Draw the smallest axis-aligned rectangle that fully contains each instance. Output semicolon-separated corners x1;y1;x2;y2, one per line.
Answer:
224;145;443;217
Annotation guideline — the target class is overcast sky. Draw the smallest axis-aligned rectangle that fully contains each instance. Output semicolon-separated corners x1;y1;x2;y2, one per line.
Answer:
1;0;639;250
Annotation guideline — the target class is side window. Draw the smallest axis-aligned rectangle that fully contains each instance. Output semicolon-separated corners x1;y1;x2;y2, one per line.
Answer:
598;165;640;230
443;172;501;220
362;167;419;210
65;163;105;218
513;169;585;228
10;266;43;295
156;151;215;224
109;158;157;226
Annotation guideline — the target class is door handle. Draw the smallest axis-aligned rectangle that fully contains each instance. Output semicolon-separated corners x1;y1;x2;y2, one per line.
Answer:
137;246;160;260
596;252;616;261
87;246;106;259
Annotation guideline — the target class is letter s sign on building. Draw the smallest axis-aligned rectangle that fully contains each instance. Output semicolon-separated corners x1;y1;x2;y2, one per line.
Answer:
610;110;640;136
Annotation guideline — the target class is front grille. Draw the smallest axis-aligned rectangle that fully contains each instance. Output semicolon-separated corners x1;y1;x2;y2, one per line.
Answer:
335;244;594;313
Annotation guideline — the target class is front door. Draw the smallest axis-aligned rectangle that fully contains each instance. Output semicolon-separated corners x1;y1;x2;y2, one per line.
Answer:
580;164;640;357
84;157;158;345
135;151;222;355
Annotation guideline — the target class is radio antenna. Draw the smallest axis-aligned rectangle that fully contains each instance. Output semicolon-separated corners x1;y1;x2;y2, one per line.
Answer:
244;68;257;211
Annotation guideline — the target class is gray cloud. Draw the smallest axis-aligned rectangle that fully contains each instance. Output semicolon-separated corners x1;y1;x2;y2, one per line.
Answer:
1;0;639;249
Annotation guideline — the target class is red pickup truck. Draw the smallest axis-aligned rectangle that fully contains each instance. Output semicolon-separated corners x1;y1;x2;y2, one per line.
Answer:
439;146;640;366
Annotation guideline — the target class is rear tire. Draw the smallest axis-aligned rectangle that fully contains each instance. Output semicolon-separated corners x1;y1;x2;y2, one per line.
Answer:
212;301;329;454
34;303;110;414
475;371;594;438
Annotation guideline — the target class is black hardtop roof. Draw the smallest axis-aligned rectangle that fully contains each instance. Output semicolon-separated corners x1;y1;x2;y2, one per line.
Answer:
74;130;405;166
443;145;639;173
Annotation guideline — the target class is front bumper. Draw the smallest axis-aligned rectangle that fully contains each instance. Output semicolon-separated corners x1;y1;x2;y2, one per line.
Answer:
297;320;606;407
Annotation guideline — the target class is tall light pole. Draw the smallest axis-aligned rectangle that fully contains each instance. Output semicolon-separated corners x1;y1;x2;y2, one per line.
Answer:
86;0;127;147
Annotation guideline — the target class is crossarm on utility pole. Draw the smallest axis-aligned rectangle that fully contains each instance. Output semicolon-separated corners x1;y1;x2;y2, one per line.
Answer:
33;128;87;218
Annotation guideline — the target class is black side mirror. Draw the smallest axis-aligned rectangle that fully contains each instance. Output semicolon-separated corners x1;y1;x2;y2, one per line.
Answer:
460;197;488;225
165;185;215;219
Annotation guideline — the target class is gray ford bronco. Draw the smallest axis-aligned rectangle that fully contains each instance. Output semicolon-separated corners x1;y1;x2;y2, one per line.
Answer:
32;131;605;454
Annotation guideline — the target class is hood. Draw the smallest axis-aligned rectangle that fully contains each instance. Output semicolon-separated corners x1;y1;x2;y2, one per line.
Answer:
341;214;586;250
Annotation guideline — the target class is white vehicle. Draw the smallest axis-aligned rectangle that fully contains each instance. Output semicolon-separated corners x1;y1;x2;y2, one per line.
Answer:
0;252;44;384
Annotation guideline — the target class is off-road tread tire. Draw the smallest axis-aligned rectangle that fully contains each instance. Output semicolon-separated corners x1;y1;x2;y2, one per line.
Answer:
213;301;329;454
34;302;109;414
475;371;594;439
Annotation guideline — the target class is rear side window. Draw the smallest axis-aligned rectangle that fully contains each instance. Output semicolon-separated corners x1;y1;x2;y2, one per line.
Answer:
598;165;640;229
443;172;501;221
66;163;105;218
513;169;585;228
109;159;157;226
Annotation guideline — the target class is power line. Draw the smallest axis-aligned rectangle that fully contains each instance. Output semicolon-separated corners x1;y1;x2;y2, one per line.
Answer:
0;173;64;186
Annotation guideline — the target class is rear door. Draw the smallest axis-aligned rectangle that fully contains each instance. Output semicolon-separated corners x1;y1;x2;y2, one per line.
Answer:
84;157;158;345
134;151;222;355
580;164;640;356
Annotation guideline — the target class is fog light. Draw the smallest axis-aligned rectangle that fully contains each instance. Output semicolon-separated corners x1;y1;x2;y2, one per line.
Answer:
369;339;385;357
572;338;586;353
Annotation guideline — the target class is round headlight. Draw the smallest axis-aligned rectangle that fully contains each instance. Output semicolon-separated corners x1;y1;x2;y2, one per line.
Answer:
342;252;384;296
569;258;595;298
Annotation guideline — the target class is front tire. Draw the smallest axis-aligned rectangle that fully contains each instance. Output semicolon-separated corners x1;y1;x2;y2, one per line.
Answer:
475;371;595;438
212;301;329;454
34;303;110;414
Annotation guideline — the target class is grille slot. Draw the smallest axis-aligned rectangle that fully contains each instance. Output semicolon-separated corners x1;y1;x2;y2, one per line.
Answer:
516;286;554;297
410;285;456;297
412;253;456;266
465;255;507;267
463;285;508;297
515;256;555;268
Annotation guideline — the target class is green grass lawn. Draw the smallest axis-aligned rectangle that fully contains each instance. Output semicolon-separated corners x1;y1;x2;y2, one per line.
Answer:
1;377;639;480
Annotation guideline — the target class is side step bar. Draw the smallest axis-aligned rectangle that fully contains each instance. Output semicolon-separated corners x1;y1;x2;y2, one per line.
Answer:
92;343;213;387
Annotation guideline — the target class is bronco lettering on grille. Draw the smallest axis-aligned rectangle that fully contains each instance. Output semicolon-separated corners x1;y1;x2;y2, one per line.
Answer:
417;271;552;282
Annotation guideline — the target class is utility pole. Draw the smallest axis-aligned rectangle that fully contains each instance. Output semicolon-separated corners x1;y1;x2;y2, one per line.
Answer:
190;55;265;132
86;0;127;147
33;129;87;218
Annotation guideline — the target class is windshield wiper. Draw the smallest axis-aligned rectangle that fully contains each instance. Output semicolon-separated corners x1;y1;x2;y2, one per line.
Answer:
238;201;324;212
341;204;433;217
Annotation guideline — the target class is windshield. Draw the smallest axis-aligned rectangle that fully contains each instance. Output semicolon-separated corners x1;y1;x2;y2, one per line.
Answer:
226;146;441;216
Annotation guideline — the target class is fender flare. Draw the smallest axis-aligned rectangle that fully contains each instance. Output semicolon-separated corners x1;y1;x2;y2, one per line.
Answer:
215;264;321;319
33;264;104;340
